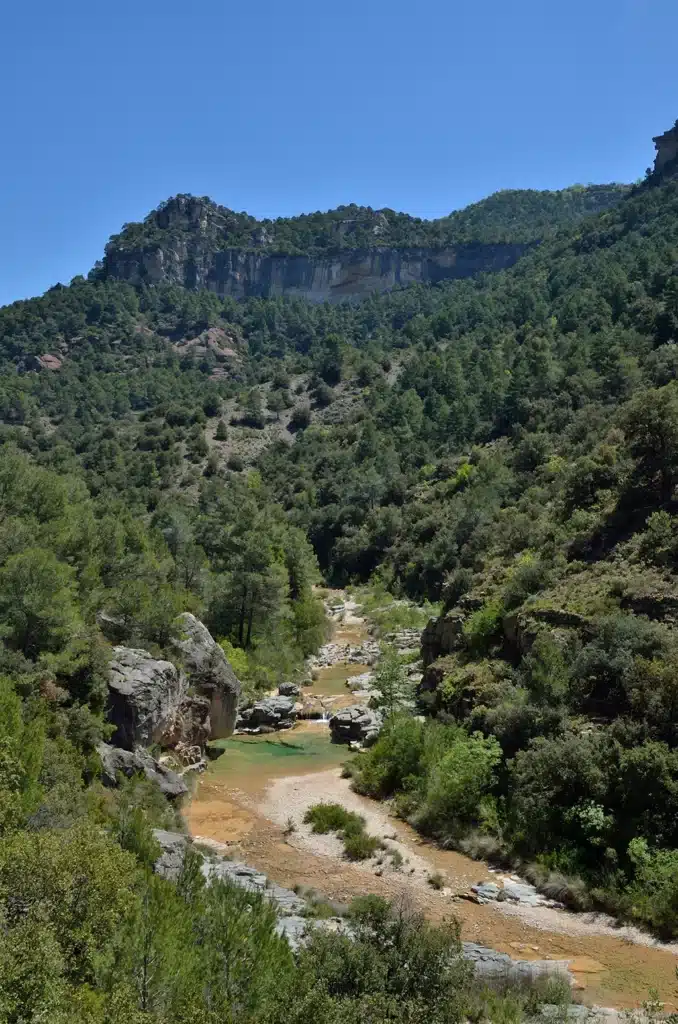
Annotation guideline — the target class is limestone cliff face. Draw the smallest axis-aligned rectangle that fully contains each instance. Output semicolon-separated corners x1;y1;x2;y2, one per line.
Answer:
653;121;678;177
103;238;531;304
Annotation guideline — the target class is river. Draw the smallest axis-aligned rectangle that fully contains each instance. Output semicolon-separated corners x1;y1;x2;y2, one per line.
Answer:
187;593;678;1011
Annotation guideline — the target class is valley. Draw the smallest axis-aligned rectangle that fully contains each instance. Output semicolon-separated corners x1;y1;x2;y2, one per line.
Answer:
2;119;678;1021
187;592;678;1012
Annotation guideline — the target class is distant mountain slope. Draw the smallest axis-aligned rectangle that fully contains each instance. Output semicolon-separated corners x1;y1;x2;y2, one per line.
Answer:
434;184;629;243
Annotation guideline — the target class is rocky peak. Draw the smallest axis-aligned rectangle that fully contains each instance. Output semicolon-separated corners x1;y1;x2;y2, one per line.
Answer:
652;120;678;177
154;194;214;232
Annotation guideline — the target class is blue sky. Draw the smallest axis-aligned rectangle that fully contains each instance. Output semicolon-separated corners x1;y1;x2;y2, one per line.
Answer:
1;0;676;307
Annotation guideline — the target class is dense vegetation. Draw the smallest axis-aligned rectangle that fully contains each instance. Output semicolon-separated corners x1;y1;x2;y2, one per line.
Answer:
0;824;571;1024
100;184;628;264
3;150;678;1014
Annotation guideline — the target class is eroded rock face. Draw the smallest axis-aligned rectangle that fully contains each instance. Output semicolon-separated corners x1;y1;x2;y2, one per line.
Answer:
171;614;240;739
161;695;211;750
107;647;185;749
104;232;532;305
329;705;382;746
237;696;297;731
98;744;187;799
421;612;465;667
653;121;678;176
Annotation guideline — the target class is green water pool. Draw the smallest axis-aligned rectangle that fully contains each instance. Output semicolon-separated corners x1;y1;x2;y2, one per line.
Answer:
207;726;352;788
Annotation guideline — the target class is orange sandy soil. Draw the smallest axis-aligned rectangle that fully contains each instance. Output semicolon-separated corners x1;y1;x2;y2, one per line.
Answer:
187;603;678;1011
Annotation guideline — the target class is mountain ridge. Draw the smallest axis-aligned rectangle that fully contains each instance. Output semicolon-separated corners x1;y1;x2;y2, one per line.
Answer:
97;185;628;304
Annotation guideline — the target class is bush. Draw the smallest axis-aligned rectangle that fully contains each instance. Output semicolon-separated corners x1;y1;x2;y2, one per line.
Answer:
414;731;502;839
343;831;381;861
352;717;501;844
625;838;678;936
351;715;427;799
463;600;504;654
303;803;382;861
289;404;311;431
304;802;364;836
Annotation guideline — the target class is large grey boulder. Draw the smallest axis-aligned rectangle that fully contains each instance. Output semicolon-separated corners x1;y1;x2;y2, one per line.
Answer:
329;705;382;746
278;681;300;697
171;614;240;739
237;695;297;731
107;647;185;749
98;744;187;800
461;942;570;982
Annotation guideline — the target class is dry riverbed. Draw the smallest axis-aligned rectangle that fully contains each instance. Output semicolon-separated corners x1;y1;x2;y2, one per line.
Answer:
187;592;678;1012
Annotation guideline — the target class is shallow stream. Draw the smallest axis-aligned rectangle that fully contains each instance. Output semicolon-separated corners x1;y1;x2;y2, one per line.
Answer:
188;593;678;1012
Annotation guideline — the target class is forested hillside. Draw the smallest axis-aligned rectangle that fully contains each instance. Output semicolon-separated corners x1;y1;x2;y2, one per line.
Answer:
2;144;678;1017
101;184;627;259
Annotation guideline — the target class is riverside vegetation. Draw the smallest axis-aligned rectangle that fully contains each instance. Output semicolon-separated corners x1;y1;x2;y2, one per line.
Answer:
1;125;678;1017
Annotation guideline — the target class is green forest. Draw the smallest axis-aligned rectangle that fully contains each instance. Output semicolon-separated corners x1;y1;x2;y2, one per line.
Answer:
102;183;628;261
3;155;678;1018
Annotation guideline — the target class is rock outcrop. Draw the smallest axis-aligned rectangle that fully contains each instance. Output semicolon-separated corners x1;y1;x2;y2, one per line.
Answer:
105;616;239;765
237;695;297;731
329;705;382;746
171;613;240;738
153;830;341;948
421;611;466;667
98;744;188;799
102;196;532;305
107;647;185;749
653;120;678;177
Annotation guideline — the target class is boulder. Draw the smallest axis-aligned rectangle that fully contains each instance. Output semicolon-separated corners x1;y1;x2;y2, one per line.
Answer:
238;695;297;730
107;646;185;749
98;744;187;799
171;614;241;739
278;681;300;697
461;942;570;982
329;705;382;746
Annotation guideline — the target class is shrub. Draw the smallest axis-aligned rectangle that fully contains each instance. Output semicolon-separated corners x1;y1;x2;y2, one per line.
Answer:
289;404;311;431
343;831;381;861
303;803;382;861
625;838;678;936
415;731;502;839
351;715;427;799
463;600;504;654
304;803;364;836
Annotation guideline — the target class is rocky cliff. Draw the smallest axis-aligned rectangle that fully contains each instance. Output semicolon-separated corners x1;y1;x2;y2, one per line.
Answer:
98;187;627;303
653;120;678;178
103;233;531;303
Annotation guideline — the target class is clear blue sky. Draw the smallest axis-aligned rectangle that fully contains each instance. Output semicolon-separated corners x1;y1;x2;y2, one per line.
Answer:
2;0;677;307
